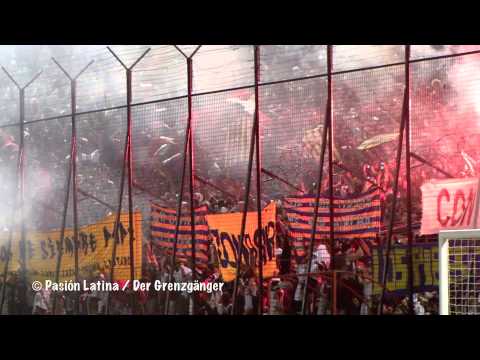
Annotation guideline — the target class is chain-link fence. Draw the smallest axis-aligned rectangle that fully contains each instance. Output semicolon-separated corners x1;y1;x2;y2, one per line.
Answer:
1;45;480;315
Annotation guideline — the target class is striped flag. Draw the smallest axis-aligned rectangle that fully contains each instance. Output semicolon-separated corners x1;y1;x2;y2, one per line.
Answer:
151;203;210;269
284;188;381;269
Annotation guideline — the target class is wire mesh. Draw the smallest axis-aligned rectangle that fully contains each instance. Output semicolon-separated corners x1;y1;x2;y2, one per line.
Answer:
260;45;326;83
76;108;127;226
0;124;20;228
1;45;480;315
23;118;72;231
192;88;255;210
261;77;328;197
448;238;480;315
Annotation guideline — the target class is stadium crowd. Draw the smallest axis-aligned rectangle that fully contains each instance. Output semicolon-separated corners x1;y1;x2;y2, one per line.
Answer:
2;45;479;315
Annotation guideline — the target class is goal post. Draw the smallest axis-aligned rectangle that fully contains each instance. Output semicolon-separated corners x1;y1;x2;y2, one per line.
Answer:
439;229;480;315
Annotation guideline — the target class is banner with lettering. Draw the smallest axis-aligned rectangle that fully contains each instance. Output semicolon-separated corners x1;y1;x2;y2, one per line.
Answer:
284;188;381;270
0;212;143;282
206;202;277;282
420;178;480;235
371;243;439;295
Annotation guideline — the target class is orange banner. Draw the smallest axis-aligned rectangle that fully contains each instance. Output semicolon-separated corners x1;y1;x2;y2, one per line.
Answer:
206;202;277;282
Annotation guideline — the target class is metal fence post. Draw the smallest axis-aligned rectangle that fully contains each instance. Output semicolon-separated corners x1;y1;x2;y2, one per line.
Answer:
301;45;332;315
378;47;410;315
0;68;42;314
327;45;336;316
404;45;415;315
51;58;94;314
232;45;263;315
105;47;151;314
0;147;21;314
252;45;264;315
164;45;201;315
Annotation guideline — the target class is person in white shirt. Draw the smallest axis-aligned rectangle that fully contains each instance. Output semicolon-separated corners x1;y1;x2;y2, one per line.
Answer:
413;294;425;315
180;263;194;315
243;278;256;315
96;273;108;314
360;281;372;315
269;278;285;315
311;243;331;273
33;288;51;315
172;261;193;314
294;260;307;313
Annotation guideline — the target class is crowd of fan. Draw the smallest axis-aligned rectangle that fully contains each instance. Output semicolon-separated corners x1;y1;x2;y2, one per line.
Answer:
1;239;440;315
1;46;476;315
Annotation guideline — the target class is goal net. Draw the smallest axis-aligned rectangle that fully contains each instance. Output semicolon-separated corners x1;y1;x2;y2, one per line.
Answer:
439;230;480;315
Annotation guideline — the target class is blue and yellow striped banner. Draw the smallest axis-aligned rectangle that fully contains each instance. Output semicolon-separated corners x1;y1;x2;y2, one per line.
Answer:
284;189;381;269
151;204;210;268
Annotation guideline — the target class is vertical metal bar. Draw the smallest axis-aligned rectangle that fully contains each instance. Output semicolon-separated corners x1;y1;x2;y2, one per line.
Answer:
106;132;129;314
164;51;198;314
186;57;197;314
71;79;81;314
126;69;136;312
231;121;257;315
164;127;190;314
50;59;92;314
51;158;73;314
438;235;449;314
404;45;415;315
1;66;44;312
0;67;42;313
232;102;259;314
253;45;264;315
18;88;28;313
0;143;23;313
301;45;331;315
378;67;409;315
104;49;148;314
231;46;262;315
327;45;336;316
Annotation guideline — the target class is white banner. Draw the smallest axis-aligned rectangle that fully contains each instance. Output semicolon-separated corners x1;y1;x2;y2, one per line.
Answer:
420;178;480;235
